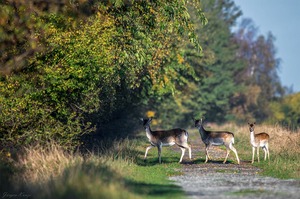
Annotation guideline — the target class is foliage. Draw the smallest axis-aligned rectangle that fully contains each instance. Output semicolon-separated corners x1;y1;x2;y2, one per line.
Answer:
0;0;99;75
268;92;300;128
233;18;285;122
0;0;207;149
1;139;184;199
188;0;244;122
0;0;290;151
146;0;245;128
0;11;118;149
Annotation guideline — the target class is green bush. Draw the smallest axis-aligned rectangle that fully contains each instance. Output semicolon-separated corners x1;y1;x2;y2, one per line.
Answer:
0;1;207;150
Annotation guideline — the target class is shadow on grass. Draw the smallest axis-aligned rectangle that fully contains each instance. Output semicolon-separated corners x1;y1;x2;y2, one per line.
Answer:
126;181;183;198
184;158;236;165
80;105;144;154
136;156;181;166
0;158;15;194
28;160;183;199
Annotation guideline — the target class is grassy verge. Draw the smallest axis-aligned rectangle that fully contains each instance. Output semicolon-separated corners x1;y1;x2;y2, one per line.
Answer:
1;123;298;199
0;138;185;199
217;123;300;179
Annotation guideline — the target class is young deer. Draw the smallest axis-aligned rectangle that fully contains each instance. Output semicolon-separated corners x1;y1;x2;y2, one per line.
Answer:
194;118;240;164
141;118;192;163
248;122;270;163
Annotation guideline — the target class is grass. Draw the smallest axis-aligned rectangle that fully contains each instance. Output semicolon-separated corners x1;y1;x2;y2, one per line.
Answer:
1;123;299;199
214;122;300;179
229;188;271;196
0;138;185;199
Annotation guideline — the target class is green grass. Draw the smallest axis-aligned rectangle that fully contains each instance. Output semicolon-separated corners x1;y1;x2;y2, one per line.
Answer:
1;138;185;199
253;153;300;179
201;123;300;179
229;189;271;196
1;124;299;199
124;164;183;199
233;125;300;179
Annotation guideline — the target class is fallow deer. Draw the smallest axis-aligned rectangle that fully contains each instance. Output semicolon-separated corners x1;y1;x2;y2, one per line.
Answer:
194;118;240;164
141;118;192;163
248;122;270;163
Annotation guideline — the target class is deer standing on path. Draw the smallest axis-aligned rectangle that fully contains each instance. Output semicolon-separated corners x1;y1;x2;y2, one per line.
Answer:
194;118;240;164
248;122;270;163
141;118;192;163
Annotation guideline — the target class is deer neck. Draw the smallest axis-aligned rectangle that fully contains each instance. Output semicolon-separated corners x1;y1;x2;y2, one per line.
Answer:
145;126;153;139
250;130;255;143
198;125;208;140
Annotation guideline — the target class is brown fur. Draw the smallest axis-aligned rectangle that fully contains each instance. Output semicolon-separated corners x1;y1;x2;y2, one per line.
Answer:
142;118;191;163
194;118;240;164
248;122;270;163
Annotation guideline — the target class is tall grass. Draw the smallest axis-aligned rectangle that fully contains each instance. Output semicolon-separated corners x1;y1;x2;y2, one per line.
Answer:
9;139;140;199
215;122;300;179
2;122;298;199
2;137;183;199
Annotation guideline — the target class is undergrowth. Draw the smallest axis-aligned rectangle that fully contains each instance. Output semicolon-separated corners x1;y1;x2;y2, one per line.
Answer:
0;138;184;199
1;123;298;199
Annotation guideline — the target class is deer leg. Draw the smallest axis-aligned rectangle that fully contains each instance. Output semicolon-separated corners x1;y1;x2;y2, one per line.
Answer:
188;144;192;160
229;143;240;164
265;143;270;161
179;147;186;163
251;147;255;164
144;145;154;160
157;145;162;164
178;143;192;160
257;146;260;162
223;147;230;164
263;146;267;161
205;144;210;163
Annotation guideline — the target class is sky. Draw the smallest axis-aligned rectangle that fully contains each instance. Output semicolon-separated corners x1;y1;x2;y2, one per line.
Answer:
233;0;300;93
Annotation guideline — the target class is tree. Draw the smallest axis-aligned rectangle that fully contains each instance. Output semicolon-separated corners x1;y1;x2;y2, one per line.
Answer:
269;93;300;129
0;0;207;149
148;0;244;126
234;18;285;122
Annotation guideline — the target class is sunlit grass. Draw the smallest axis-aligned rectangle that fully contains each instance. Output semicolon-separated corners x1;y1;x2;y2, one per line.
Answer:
1;122;298;199
217;123;300;179
1;137;184;199
191;122;300;179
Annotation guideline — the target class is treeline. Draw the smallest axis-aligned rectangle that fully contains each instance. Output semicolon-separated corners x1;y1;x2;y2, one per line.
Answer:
0;0;297;150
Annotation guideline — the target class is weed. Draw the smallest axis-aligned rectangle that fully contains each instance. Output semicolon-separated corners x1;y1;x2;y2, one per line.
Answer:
1;138;184;199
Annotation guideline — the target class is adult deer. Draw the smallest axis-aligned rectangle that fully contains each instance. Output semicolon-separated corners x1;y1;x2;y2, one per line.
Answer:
194;118;240;164
141;118;192;163
248;122;270;163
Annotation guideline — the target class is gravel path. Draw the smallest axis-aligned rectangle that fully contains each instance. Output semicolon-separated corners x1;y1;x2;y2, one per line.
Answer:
169;137;300;199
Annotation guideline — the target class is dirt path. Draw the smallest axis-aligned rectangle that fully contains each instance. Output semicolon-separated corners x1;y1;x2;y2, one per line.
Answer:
169;137;300;199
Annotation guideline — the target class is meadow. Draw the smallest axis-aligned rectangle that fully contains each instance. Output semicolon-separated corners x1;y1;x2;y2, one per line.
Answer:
0;123;299;199
205;122;300;179
233;123;300;179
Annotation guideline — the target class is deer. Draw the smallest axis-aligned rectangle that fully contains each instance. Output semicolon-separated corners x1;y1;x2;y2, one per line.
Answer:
193;118;240;164
141;118;192;164
248;122;270;163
